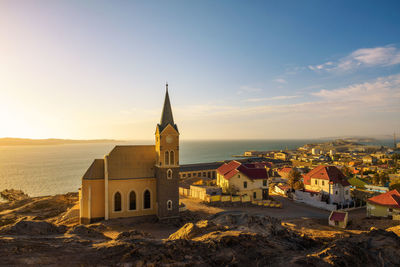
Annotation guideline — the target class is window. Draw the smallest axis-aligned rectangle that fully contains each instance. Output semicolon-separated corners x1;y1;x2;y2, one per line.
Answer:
167;169;173;179
238;174;240;178
183;174;186;178
165;151;169;165
114;192;122;212
188;173;191;178
198;172;201;177
144;190;151;209
203;172;206;177
263;180;267;187
167;200;172;210
345;190;349;195
170;151;174;165
335;191;338;195
253;192;257;199
315;180;318;185
243;181;247;188
193;173;197;177
389;208;393;212
322;181;325;186
129;191;136;210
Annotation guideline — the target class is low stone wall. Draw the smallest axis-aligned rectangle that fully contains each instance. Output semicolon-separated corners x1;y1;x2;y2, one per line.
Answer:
294;191;336;211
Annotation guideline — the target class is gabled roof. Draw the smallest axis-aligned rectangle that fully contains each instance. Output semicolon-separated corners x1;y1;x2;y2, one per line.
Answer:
217;160;268;180
303;165;350;186
367;189;400;209
330;211;347;222
83;159;104;180
158;84;178;133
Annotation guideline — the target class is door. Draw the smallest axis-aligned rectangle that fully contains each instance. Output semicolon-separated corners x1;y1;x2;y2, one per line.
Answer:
262;189;268;200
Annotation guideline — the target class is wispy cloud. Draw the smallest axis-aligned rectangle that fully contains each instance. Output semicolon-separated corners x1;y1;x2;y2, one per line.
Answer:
274;78;287;84
309;45;400;72
245;95;300;102
237;85;262;95
312;74;400;105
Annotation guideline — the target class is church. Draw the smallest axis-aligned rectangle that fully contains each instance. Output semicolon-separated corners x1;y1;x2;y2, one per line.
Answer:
79;84;180;224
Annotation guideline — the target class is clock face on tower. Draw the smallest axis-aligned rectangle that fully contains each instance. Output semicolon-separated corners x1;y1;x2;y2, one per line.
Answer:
166;135;173;144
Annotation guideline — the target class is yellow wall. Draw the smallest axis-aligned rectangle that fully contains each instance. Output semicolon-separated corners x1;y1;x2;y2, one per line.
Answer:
81;179;105;221
107;178;157;219
216;172;266;200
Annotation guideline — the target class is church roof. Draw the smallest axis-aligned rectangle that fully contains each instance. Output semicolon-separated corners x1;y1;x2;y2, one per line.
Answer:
107;145;156;179
158;84;178;133
82;159;105;180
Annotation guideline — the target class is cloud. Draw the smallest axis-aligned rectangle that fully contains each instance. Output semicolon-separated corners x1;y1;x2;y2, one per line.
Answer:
312;73;400;105
245;95;300;102
274;78;287;84
237;85;262;95
309;45;400;72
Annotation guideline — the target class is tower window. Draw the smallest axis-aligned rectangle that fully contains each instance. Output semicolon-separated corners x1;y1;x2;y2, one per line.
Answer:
114;192;122;212
167;200;172;210
129;191;136;210
165;151;169;165
170;151;175;166
144;190;151;209
167;169;173;179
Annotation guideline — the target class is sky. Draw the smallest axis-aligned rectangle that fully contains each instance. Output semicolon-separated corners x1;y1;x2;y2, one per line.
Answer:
1;0;400;140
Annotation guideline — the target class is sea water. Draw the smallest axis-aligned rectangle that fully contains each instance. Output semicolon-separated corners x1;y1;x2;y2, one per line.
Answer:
0;139;393;197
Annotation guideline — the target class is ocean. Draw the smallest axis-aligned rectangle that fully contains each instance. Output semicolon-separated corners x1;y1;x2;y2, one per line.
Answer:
0;139;394;197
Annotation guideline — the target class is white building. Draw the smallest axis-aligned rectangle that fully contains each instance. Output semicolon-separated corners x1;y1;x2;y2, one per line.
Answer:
303;165;352;205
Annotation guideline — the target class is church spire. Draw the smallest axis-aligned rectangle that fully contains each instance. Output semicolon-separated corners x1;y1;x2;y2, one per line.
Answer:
159;83;177;132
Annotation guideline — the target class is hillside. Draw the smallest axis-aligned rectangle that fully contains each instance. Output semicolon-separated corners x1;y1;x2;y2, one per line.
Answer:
0;190;400;266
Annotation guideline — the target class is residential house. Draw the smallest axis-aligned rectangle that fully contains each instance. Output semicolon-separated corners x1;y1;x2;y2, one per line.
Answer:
216;161;269;200
303;165;352;205
367;189;400;219
328;211;348;228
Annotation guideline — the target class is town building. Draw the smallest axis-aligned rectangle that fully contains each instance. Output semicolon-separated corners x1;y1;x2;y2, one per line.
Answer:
367;189;400;219
79;85;180;224
303;165;352;205
216;161;269;200
328;211;348;228
179;162;223;179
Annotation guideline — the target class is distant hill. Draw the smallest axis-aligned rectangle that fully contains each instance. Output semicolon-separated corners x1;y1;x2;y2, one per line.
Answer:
0;138;121;146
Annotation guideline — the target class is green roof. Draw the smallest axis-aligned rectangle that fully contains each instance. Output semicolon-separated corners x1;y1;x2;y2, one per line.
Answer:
348;177;368;189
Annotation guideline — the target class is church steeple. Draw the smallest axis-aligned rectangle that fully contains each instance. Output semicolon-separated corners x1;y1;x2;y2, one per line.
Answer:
159;83;178;133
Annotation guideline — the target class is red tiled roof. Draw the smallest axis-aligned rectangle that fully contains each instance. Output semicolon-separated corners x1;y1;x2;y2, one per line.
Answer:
303;165;350;186
217;161;241;176
367;189;400;209
278;184;291;191
278;167;292;173
217;160;268;180
330;211;346;222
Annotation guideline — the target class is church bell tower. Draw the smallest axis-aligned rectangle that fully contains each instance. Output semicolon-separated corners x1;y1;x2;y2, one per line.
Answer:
155;83;180;219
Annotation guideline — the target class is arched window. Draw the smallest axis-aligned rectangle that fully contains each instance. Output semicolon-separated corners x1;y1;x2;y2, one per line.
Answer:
165;151;169;165
144;190;151;209
114;192;121;212
170;151;174;166
167;169;173;179
167;200;172;210
129;191;136;210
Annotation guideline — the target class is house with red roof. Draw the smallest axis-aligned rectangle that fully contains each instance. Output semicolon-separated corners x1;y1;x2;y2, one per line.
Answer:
328;211;348;228
216;160;269;200
303;165;352;205
367;189;400;219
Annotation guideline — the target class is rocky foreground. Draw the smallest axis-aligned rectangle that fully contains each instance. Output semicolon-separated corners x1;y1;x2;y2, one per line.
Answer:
1;190;400;266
